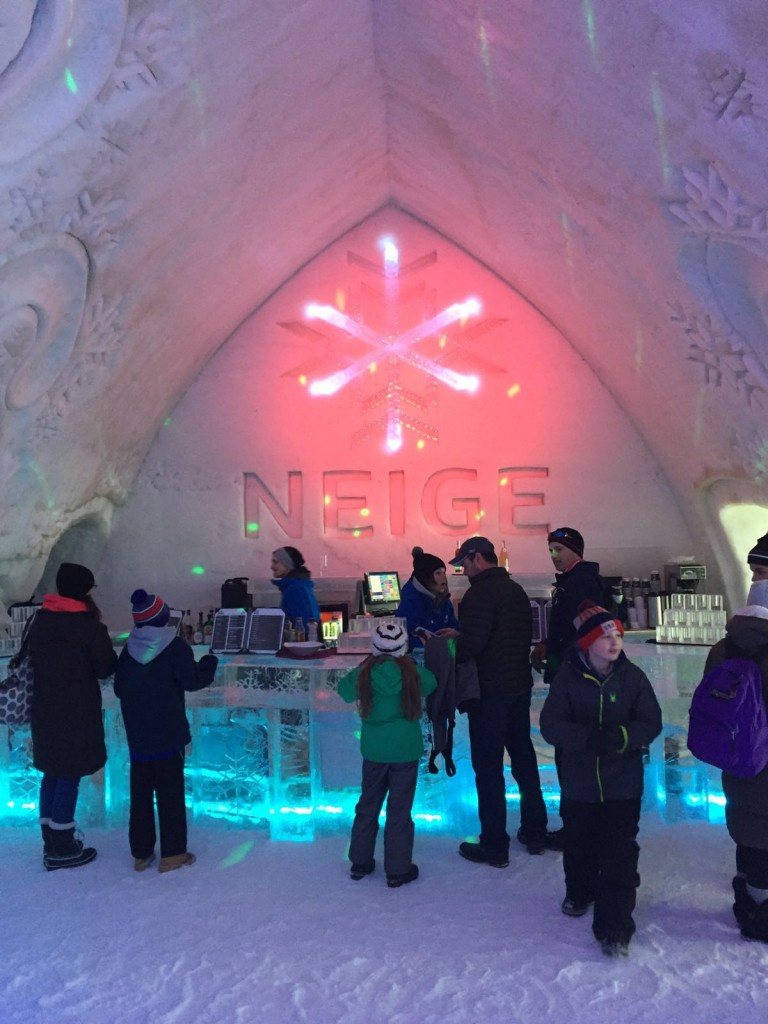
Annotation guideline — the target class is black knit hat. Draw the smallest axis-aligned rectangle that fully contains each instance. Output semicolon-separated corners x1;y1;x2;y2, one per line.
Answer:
56;562;95;600
547;527;585;558
748;532;768;567
412;546;446;588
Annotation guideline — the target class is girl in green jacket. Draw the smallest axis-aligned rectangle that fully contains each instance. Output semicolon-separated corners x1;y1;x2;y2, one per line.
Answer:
339;621;436;888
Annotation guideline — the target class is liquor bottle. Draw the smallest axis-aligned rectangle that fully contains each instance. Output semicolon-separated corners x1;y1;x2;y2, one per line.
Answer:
182;610;194;645
193;612;204;645
499;540;508;571
307;619;319;642
453;541;464;574
649;570;662;595
203;609;214;645
331;613;341;639
295;616;306;642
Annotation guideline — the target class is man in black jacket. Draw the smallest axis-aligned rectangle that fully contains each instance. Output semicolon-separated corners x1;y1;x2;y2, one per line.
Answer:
531;526;604;850
450;537;549;866
532;527;604;686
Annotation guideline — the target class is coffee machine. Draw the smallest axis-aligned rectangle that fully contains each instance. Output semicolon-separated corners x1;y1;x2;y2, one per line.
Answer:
664;561;707;594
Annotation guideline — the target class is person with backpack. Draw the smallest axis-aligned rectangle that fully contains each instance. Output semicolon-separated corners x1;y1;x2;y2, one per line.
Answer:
539;601;662;957
338;621;436;888
701;579;768;942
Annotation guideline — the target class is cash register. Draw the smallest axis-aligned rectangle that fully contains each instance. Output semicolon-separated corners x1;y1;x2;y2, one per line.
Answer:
356;570;402;616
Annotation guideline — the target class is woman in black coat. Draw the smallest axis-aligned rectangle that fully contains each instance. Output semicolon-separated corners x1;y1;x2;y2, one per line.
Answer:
28;562;117;870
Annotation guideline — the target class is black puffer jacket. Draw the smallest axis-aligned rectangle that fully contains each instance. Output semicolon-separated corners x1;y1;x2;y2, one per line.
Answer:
545;560;604;684
455;567;532;698
540;646;662;802
704;612;768;850
114;628;217;759
29;598;118;778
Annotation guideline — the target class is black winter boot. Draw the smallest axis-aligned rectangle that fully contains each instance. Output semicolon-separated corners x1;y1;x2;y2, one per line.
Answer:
44;828;97;871
746;900;768;943
40;823;53;858
732;875;758;933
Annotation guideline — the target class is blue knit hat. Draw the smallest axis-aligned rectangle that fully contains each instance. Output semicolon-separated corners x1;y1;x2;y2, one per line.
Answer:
131;588;171;628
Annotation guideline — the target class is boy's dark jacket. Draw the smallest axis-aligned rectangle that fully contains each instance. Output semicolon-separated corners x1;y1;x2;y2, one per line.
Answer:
114;626;217;758
540;647;662;802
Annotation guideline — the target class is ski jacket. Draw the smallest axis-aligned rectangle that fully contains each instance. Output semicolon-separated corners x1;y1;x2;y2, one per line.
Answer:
114;628;217;760
271;569;320;626
455;567;533;698
338;656;436;763
29;595;117;778
540;647;661;802
545;559;604;684
396;575;459;650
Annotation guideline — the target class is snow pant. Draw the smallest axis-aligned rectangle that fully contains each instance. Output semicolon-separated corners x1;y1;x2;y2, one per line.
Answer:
736;845;768;888
129;752;187;860
348;759;418;876
562;796;642;943
39;774;80;829
467;692;548;858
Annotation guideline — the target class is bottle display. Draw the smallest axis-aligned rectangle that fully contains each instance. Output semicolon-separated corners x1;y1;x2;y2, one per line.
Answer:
203;609;214;645
453;541;463;574
499;540;508;571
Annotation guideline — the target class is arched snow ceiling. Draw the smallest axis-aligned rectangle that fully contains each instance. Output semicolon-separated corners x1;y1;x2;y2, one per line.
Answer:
0;0;767;600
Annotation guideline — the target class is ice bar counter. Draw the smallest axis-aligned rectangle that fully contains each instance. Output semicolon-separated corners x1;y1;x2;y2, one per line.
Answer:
0;639;723;840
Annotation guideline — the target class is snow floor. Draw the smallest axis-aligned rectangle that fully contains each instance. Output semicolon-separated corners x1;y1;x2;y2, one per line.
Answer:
0;811;766;1024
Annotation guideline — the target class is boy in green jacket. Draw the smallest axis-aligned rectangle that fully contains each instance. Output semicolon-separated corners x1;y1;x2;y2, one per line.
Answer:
339;621;436;888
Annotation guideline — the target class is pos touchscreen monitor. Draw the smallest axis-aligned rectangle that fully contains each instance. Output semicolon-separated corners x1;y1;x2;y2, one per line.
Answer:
363;571;401;607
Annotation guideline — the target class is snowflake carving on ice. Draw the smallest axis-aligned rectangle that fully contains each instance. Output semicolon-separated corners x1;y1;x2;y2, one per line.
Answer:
280;238;505;451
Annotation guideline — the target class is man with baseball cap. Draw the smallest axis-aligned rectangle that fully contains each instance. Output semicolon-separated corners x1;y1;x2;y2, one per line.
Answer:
449;536;549;864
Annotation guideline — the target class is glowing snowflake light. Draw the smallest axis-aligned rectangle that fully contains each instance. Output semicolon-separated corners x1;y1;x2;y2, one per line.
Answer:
304;239;482;451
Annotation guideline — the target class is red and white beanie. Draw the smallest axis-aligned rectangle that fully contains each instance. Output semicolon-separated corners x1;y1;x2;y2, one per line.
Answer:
573;600;623;651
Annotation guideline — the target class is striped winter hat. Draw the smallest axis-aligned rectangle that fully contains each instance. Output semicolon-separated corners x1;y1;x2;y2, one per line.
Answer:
371;621;408;657
573;600;623;651
131;588;171;628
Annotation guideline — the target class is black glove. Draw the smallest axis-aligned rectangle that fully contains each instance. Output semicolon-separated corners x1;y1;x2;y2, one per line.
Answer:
200;654;219;672
598;724;626;756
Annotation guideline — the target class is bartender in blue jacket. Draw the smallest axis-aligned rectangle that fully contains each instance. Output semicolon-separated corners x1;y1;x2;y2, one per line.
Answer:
396;546;460;650
270;547;321;626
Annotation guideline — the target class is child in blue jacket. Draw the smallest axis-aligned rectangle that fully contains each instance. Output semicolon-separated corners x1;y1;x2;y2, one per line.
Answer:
114;589;217;873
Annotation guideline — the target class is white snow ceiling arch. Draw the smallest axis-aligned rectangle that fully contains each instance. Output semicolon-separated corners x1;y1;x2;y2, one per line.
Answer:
0;0;766;606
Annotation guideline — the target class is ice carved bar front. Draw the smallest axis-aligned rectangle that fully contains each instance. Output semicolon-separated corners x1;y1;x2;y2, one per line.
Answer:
0;646;723;837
